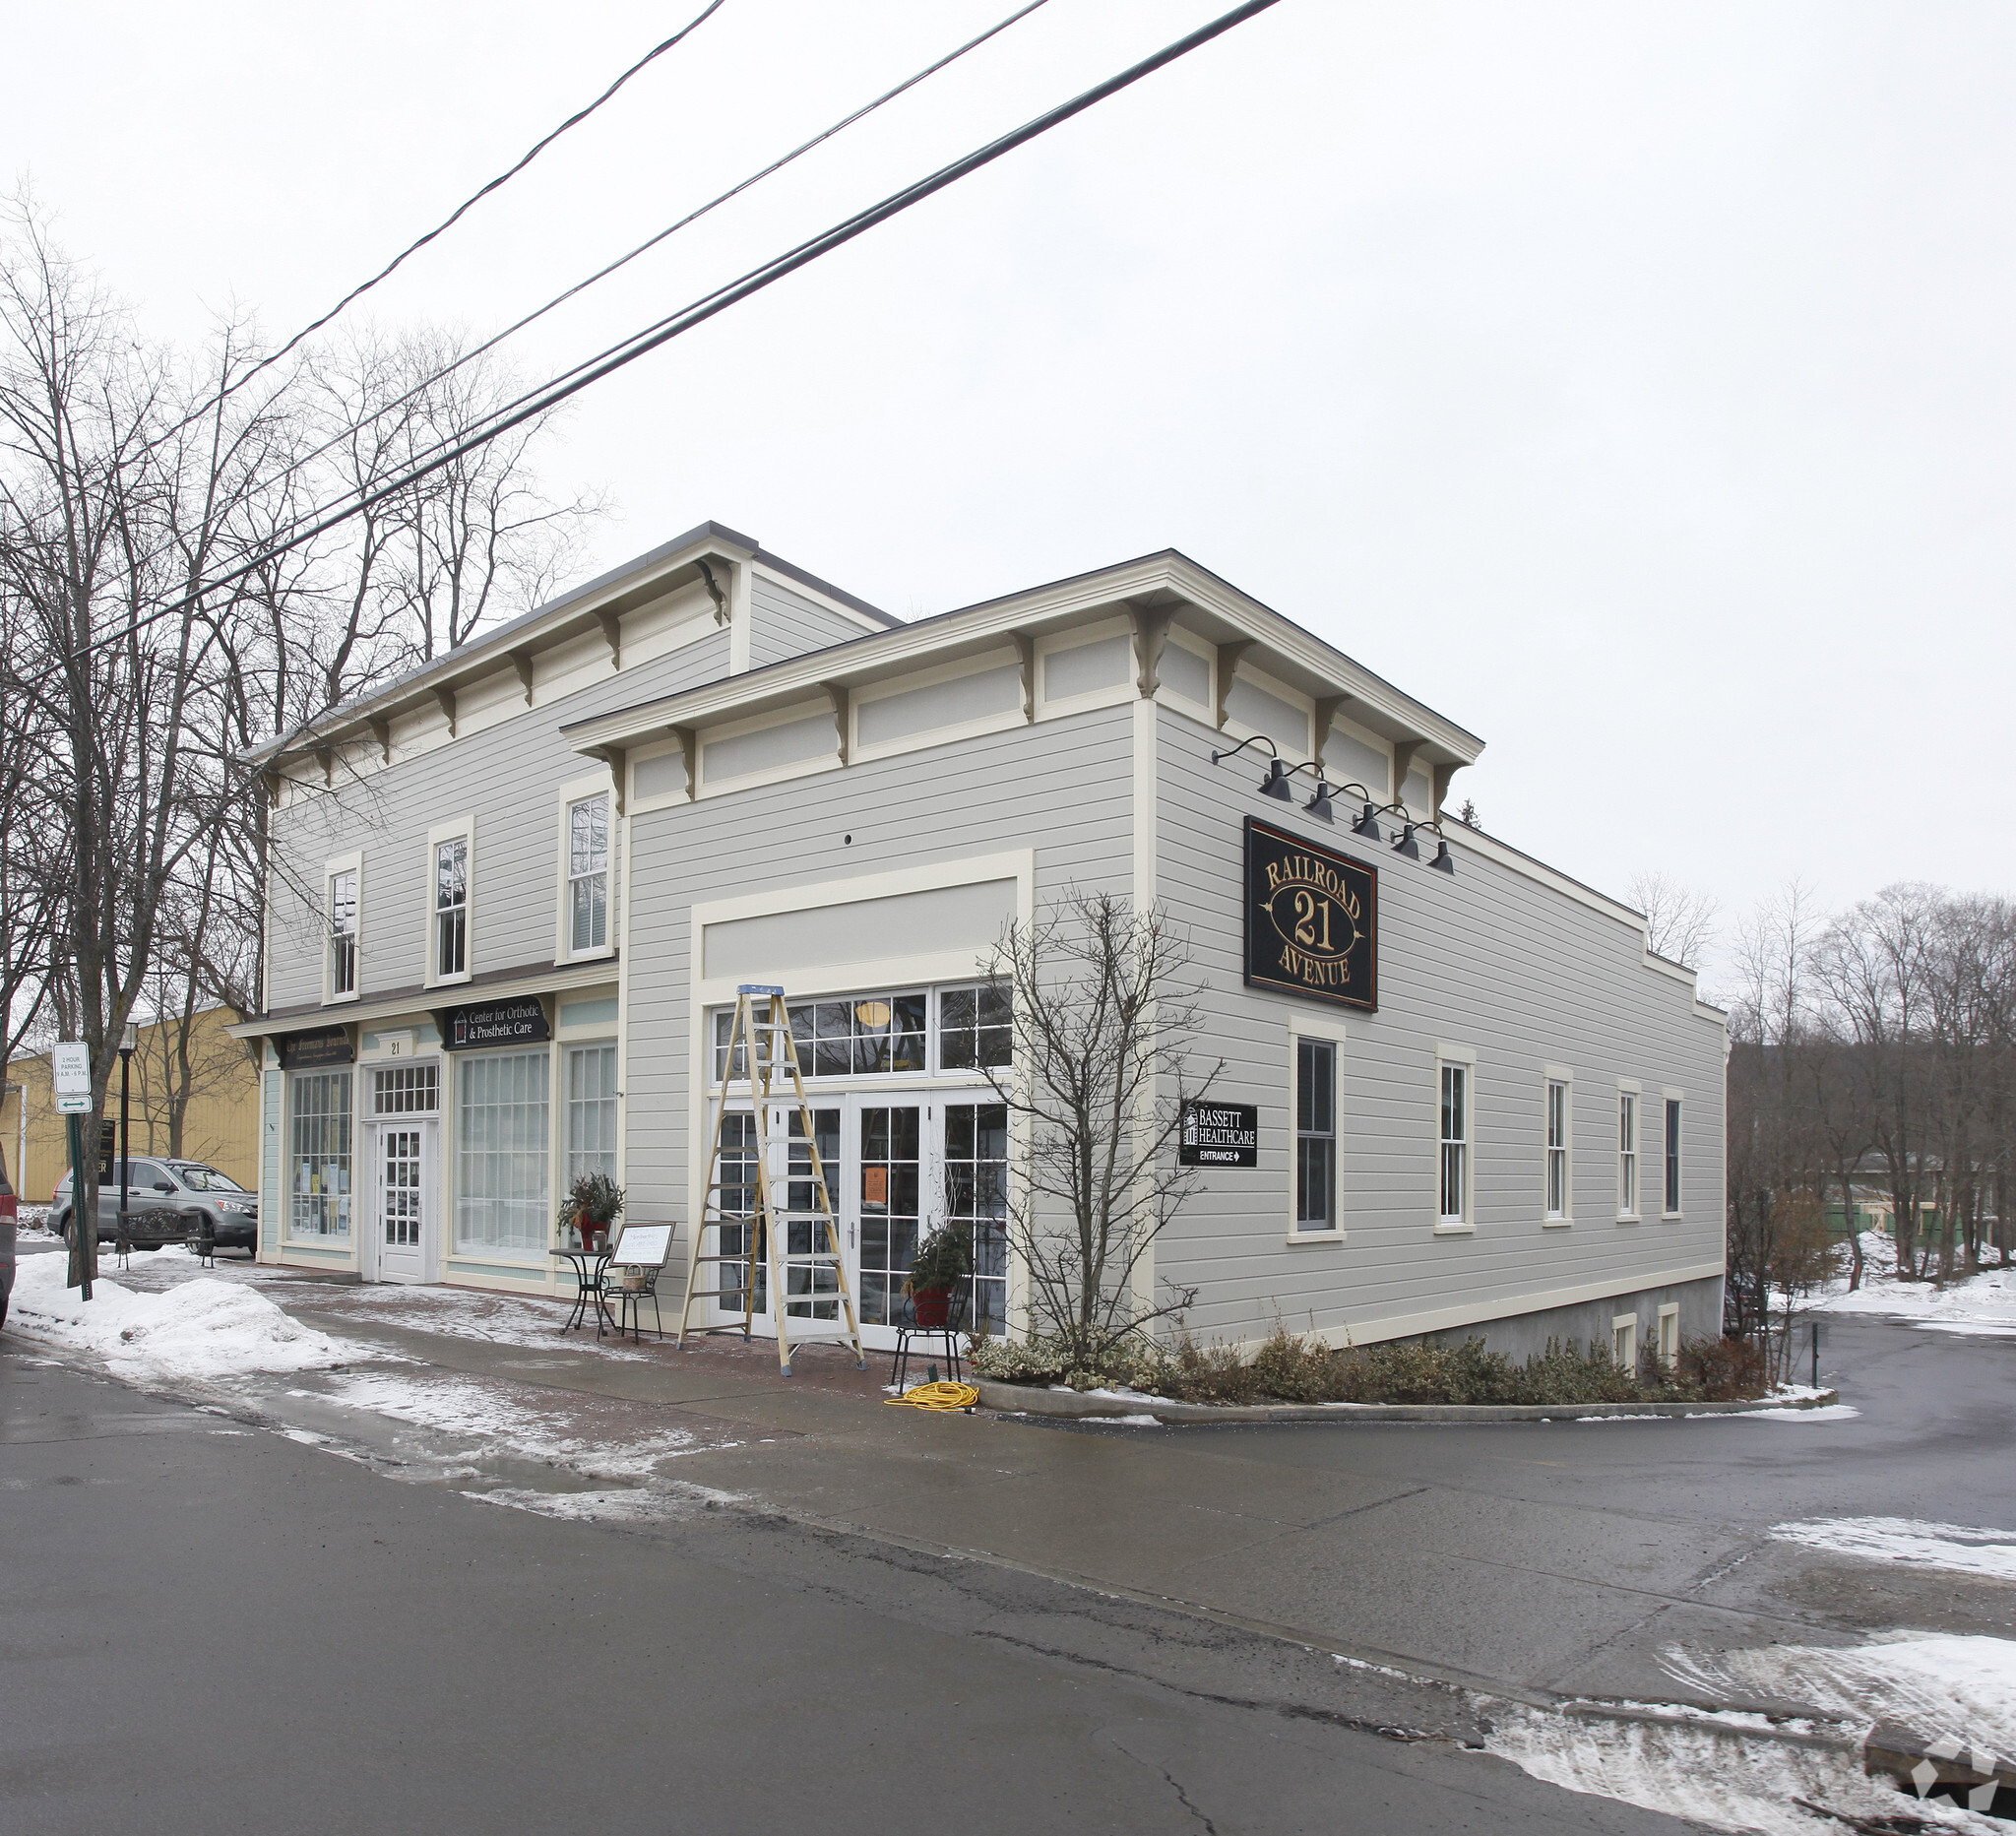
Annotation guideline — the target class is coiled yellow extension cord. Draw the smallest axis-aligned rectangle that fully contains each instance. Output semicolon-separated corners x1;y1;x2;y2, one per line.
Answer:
885;1380;980;1411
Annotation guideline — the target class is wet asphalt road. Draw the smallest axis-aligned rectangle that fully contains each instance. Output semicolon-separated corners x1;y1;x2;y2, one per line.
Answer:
0;1349;1694;1836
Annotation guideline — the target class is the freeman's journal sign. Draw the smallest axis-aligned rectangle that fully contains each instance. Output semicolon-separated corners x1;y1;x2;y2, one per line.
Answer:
1244;817;1378;1012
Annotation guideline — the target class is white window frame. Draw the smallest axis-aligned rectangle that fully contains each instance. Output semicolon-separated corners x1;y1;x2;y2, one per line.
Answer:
554;774;615;964
323;851;362;1005
425;817;474;988
1611;1312;1638;1370
1657;1302;1680;1368
1543;1062;1572;1227
1287;1015;1348;1243
1662;1088;1684;1218
1434;1043;1476;1234
1616;1080;1641;1221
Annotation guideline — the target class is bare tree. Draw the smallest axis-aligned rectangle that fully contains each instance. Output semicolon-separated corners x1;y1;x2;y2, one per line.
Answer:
978;891;1221;1361
0;197;602;1290
1629;869;1719;969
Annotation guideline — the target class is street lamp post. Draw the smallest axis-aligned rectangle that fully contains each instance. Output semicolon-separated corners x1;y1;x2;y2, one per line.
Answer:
116;1020;137;1262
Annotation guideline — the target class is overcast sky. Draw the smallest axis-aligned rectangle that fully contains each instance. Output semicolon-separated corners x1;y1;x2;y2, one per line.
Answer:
9;0;2011;994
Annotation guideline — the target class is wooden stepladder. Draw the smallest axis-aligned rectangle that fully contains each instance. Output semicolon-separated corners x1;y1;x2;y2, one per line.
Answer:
676;983;865;1376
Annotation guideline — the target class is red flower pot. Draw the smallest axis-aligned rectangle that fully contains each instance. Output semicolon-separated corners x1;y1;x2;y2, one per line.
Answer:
912;1288;953;1328
578;1225;603;1253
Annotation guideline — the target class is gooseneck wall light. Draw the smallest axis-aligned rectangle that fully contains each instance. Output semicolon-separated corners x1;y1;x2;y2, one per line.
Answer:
1209;734;1459;878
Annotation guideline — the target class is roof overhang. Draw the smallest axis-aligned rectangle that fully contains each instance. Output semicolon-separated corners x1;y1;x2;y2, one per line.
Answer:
561;548;1484;766
245;521;898;769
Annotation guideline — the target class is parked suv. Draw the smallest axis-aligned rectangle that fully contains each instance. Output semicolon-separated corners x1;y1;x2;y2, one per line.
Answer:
52;1160;259;1256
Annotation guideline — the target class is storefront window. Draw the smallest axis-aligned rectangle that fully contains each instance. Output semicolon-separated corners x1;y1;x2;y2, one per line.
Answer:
938;983;1011;1071
565;1044;617;1184
856;1106;921;1324
715;992;927;1081
289;1071;352;1237
711;983;1016;1083
944;1102;1009;1332
456;1048;548;1255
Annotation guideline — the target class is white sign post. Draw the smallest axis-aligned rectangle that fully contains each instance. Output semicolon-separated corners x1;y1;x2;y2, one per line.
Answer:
52;1041;92;1115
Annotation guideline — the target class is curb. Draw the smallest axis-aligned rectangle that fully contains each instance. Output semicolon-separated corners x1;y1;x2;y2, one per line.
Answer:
972;1379;1841;1424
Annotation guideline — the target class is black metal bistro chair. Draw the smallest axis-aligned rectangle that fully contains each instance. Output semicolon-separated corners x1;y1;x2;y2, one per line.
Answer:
889;1286;970;1392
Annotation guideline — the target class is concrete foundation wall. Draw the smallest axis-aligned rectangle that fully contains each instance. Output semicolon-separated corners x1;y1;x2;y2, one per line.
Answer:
1417;1273;1725;1363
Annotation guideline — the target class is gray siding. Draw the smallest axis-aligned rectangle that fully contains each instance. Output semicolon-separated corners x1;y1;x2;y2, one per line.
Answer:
1154;702;1726;1350
747;574;870;670
619;705;1136;1242
266;630;731;1011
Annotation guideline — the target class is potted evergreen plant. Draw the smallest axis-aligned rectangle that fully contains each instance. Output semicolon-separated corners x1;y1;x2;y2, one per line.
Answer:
559;1171;624;1254
902;1225;972;1329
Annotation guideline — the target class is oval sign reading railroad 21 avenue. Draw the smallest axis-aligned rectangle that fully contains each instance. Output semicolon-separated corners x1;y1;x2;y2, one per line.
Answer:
1243;816;1378;1012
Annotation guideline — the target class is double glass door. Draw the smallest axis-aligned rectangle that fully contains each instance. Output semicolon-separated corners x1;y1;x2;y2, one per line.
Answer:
711;1094;1007;1346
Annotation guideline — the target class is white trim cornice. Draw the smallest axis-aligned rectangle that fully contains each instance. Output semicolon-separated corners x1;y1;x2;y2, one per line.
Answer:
561;552;1484;767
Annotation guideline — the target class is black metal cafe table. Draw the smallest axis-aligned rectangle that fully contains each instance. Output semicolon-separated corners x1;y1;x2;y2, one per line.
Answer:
550;1247;614;1335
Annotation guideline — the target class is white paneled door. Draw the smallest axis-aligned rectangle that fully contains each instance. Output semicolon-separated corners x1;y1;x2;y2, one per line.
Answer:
369;1119;434;1283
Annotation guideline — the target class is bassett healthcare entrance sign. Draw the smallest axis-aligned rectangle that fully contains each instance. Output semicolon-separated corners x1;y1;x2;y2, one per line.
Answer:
1243;817;1378;1012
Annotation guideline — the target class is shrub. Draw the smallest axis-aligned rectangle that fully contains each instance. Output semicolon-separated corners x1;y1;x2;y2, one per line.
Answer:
1677;1334;1768;1401
970;1325;1773;1407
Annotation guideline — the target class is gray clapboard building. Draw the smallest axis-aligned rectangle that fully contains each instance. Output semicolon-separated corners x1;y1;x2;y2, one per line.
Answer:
235;520;1727;1364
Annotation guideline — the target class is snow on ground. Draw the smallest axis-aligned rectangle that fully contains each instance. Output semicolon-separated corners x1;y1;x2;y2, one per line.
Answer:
1489;1631;2016;1836
6;1250;354;1382
1768;1517;2016;1583
71;1246;657;1361
1810;1232;2016;1335
308;1369;706;1480
467;1479;744;1525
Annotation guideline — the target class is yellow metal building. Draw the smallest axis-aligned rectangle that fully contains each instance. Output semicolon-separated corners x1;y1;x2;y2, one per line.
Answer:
2;1007;260;1203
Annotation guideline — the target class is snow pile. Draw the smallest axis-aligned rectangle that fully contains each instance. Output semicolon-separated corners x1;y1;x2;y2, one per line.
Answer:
1489;1632;2016;1836
1769;1517;2016;1583
1812;1233;2016;1337
6;1251;346;1381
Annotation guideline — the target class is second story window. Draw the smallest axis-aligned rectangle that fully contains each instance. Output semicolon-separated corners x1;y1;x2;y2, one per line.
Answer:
435;836;469;980
329;868;357;997
568;795;609;953
1438;1062;1469;1225
1618;1091;1639;1218
1544;1078;1569;1220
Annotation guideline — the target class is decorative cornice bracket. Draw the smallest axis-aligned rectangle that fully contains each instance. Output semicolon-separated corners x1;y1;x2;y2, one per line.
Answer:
1311;696;1351;777
1214;639;1257;730
1129;604;1175;700
822;682;850;766
594;609;622;670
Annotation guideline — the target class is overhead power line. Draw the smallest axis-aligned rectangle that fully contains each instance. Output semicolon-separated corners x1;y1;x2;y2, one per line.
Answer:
165;0;729;439
200;0;1054;546
90;0;1284;660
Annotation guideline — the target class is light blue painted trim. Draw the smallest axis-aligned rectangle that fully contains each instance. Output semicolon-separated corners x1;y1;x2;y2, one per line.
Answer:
280;1242;355;1261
